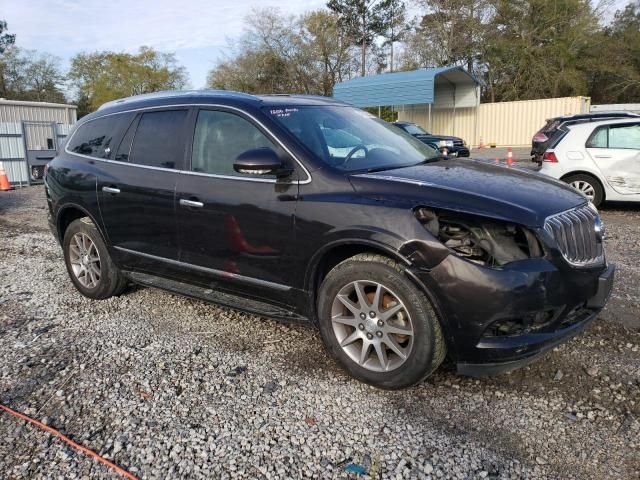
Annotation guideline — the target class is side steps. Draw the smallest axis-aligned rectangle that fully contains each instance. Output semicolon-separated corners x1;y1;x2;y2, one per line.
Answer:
124;270;308;323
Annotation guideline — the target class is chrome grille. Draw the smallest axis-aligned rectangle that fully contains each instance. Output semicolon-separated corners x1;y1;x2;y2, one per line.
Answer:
544;204;604;267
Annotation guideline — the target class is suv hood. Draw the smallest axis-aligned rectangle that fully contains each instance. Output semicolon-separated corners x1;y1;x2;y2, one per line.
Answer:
348;158;586;227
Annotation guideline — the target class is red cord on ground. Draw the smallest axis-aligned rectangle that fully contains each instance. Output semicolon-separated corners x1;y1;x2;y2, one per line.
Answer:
0;403;139;480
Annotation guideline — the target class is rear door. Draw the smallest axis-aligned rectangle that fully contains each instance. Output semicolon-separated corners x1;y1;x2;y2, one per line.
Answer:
96;108;191;271
174;107;300;301
586;122;640;195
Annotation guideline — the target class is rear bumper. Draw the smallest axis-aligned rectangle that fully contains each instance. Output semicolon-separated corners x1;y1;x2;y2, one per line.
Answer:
410;255;615;376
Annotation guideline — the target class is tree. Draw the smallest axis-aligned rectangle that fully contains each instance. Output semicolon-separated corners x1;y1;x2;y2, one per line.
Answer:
0;48;67;103
300;10;352;94
587;1;640;102
208;8;351;96
377;0;409;72
327;0;386;76
402;0;491;75
0;20;15;54
483;0;599;102
68;47;188;112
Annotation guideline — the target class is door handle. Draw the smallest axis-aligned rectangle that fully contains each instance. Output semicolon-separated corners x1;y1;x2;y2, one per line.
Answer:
102;186;120;194
179;198;204;208
594;154;612;159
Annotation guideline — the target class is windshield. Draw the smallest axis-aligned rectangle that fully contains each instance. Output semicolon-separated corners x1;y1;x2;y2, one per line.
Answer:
264;105;439;172
401;123;428;135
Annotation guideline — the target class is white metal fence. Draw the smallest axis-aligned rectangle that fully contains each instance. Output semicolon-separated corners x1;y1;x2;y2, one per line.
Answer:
398;96;591;147
0;122;73;186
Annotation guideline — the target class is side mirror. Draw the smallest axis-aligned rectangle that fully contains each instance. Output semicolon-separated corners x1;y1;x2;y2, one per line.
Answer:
233;147;286;176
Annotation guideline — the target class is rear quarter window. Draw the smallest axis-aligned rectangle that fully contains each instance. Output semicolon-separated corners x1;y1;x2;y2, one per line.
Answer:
67;113;133;159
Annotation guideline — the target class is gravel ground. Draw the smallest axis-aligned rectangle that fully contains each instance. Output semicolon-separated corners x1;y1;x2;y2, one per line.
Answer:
0;186;639;479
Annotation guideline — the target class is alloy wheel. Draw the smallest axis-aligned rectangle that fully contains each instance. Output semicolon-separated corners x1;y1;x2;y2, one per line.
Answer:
331;280;414;372
69;232;101;289
570;180;595;201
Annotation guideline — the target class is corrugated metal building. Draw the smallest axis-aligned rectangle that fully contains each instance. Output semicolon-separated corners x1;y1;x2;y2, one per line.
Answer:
334;66;481;140
401;96;590;147
0;99;77;186
333;67;591;147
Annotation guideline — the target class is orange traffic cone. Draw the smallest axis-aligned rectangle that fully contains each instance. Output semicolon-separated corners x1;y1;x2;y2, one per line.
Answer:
0;168;11;191
506;147;513;166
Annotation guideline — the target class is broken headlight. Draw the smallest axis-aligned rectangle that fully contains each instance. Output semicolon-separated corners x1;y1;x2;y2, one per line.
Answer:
415;207;543;267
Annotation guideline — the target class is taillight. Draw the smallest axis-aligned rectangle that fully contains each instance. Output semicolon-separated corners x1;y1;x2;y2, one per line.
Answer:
533;132;548;143
542;151;558;163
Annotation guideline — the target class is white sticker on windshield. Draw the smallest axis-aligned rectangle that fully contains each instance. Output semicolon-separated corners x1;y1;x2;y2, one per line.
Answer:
270;108;299;118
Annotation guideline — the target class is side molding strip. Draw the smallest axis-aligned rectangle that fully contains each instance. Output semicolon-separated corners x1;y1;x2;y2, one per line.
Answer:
113;246;291;291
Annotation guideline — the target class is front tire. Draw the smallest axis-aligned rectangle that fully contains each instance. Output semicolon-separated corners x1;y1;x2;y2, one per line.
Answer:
62;218;127;299
317;254;446;389
563;173;604;207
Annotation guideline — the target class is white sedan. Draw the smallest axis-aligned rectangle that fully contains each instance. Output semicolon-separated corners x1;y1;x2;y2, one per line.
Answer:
539;118;640;206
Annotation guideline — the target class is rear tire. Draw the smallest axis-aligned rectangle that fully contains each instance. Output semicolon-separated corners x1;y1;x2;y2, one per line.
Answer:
62;218;127;299
563;173;604;207
317;253;446;389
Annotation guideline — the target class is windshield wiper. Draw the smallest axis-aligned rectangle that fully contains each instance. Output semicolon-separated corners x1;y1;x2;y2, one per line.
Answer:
414;155;445;166
365;164;410;173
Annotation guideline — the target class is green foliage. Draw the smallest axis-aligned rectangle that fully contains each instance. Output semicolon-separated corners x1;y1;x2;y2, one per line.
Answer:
0;20;16;54
0;47;67;103
377;0;410;71
482;0;598;102
327;0;387;76
68;47;189;112
587;1;640;102
363;105;398;122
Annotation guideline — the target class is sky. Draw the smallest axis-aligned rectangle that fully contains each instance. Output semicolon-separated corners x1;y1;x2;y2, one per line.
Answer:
3;0;326;89
3;0;633;92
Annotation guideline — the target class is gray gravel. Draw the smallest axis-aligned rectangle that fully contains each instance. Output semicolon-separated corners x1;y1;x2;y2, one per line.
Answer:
0;186;639;479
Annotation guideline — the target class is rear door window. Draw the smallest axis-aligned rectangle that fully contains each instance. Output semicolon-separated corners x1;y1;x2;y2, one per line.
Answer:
609;124;640;149
587;123;640;149
129;109;189;169
67;113;132;158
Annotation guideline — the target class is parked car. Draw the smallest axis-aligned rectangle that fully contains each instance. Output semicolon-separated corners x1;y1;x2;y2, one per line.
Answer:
531;111;640;164
392;121;470;157
45;91;614;389
538;118;640;207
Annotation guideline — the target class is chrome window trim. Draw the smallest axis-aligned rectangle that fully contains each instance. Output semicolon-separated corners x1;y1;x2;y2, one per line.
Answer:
64;103;312;184
113;246;291;291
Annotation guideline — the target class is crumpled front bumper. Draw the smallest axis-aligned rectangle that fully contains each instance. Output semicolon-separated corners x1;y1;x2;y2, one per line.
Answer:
410;254;615;377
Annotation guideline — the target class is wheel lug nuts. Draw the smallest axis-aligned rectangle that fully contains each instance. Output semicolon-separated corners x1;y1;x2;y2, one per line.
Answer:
369;311;375;318
359;323;364;330
376;331;383;337
366;333;373;340
377;320;384;327
360;313;366;320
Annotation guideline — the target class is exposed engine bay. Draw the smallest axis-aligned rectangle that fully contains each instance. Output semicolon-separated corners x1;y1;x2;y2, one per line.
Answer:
415;208;543;267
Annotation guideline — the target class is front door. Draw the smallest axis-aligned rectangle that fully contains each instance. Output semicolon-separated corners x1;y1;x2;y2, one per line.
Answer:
586;122;640;195
96;108;191;271
175;108;300;301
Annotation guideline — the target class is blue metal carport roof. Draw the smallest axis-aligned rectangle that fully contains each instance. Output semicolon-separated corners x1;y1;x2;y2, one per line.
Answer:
332;66;480;108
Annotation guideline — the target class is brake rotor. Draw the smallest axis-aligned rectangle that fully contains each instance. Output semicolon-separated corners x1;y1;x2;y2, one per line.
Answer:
367;291;410;344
